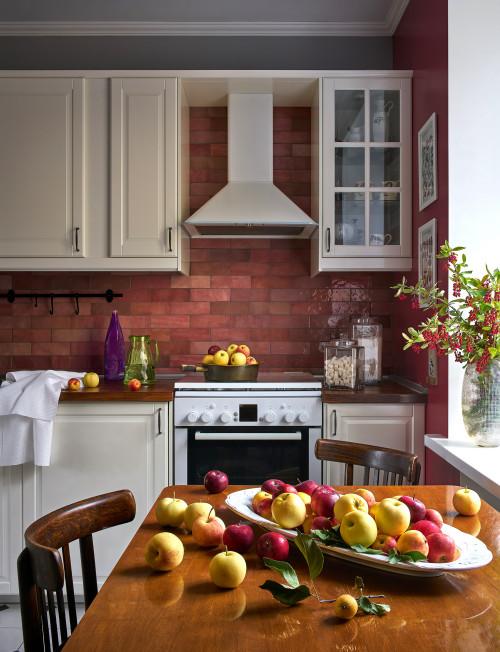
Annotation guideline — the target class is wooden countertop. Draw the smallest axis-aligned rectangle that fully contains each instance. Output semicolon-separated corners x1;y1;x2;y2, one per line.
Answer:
60;379;175;402
322;379;426;404
64;484;498;652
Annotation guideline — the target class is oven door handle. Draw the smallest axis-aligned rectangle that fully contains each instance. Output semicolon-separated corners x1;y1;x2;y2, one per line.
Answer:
194;432;302;441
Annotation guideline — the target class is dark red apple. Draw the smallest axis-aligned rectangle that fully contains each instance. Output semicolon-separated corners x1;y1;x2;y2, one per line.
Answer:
204;470;229;493
427;532;457;563
399;496;426;523
295;480;319;496
256;532;289;561
207;345;222;355
222;524;255;553
280;484;298;495
311;516;334;531
424;508;444;529
261;479;286;498
311;486;340;517
411;519;441;538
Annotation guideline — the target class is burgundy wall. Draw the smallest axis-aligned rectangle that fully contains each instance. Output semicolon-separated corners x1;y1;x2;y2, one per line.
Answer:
393;0;458;483
0;107;396;375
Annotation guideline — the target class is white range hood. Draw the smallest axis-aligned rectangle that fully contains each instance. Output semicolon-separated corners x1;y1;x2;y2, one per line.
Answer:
183;93;317;238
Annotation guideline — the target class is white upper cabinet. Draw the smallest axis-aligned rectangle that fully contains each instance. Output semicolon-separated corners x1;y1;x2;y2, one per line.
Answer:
312;74;412;273
111;78;177;258
0;77;85;257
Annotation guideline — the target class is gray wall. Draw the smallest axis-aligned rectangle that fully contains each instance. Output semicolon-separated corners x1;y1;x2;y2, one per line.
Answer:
0;36;392;69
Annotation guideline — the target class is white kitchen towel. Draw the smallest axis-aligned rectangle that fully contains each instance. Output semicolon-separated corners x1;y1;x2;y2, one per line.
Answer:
0;370;85;466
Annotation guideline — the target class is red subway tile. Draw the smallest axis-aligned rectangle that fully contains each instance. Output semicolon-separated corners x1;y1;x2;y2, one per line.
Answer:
270;289;313;302
52;329;92;342
70;342;101;355
291;302;332;315
211;302;250;315
171;275;211;288
130;274;172;289
30;316;72;329
271;341;311;355
190;130;227;145
150;289;191;302
210;276;251;289
210;143;228;156
0;329;12;342
311;288;351;302
190;288;230;302
230;288;270;302
0;275;12;289
190;144;211;156
190;314;230;328
119;315;150;329
170;328;211;341
12;355;51;370
130;302;166;315
169;302;211;315
150;315;190;328
32;342;71;356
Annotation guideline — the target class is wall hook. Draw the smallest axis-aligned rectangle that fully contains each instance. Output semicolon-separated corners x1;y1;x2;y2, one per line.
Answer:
49;295;54;315
74;295;80;315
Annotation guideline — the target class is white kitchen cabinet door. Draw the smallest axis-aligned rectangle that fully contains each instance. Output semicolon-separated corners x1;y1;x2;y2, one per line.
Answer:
22;402;169;595
0;77;85;257
111;78;177;257
322;403;424;486
0;465;23;595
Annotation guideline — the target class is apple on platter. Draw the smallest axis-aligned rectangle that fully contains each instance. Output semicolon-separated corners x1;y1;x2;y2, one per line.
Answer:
354;487;376;507
204;469;229;494
223;524;255;553
271;492;306;529
340;510;378;547
236;344;251;357
375;498;411;537
280;484;298;495
183;502;213;531
155;497;188;528
411;519;441;538
453;487;481;516
396;530;429;557
256;532;289;561
311;486;339;517
334;493;369;522
226;344;239;357
144;532;184;571
213;350;230;366
297;491;311;506
209;549;247;589
251;491;274;519
427;532;458;563
295;479;319;496
230;351;247;366
192;510;226;547
424;508;444;529
371;534;397;554
399;495;427;523
261;478;286;498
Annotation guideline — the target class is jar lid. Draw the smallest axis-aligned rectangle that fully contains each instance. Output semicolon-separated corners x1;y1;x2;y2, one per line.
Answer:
329;339;358;348
351;316;380;324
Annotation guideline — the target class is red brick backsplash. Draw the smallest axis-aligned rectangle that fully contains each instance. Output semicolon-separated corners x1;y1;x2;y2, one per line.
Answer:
0;107;396;374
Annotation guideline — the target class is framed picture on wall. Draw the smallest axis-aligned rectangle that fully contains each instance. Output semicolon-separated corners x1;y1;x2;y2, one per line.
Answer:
418;112;438;211
418;218;437;307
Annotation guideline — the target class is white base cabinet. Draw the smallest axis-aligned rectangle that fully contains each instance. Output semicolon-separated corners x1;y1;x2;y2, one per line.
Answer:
322;403;425;486
0;402;171;597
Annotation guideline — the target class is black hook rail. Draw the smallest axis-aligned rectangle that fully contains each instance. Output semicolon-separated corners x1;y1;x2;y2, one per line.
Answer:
0;289;123;315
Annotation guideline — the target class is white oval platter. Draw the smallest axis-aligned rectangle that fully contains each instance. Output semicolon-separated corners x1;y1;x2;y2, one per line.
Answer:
225;488;493;578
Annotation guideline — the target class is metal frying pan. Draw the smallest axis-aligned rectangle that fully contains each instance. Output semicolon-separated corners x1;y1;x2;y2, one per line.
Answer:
181;363;259;382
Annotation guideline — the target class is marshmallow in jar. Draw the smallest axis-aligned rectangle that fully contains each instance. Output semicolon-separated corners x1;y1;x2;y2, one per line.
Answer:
324;339;364;390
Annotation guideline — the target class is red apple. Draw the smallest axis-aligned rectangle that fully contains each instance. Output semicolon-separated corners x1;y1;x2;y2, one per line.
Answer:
399;496;427;523
246;356;258;365
311;486;340;517
204;470;229;493
236;344;251;357
255;497;273;520
311;516;335;531
427;532;457;563
191;509;226;547
261;479;286;498
279;484;298;495
208;345;222;355
127;378;141;391
222;524;255;553
424;508;444;529
255;532;289;561
67;378;81;391
354;487;376;508
371;534;398;554
411;519;442;538
295;480;319;496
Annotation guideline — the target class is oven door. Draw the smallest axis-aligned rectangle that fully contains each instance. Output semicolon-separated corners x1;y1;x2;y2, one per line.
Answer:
174;426;322;485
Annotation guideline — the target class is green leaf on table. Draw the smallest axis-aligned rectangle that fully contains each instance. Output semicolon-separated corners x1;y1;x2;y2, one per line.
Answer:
262;558;300;588
311;526;350;549
259;580;311;606
387;548;427;564
358;596;391;616
294;531;324;580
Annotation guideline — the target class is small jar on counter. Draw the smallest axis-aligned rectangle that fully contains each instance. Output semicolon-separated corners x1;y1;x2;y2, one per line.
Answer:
351;317;383;385
324;339;364;390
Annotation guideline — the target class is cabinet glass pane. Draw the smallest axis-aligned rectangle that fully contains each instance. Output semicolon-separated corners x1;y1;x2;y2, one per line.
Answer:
335;90;365;142
335;192;365;245
370;90;400;142
335;148;365;187
369;192;400;246
370;147;400;187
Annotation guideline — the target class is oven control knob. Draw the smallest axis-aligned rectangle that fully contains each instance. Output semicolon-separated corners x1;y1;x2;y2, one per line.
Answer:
263;410;277;424
200;411;214;424
220;411;233;424
187;410;200;423
284;411;296;423
298;411;310;424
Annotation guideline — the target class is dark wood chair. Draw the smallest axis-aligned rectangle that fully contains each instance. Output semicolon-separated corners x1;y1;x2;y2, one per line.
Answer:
315;439;421;486
18;489;136;652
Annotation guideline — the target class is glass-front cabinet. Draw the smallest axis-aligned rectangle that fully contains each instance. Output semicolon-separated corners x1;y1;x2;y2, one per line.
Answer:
318;75;412;271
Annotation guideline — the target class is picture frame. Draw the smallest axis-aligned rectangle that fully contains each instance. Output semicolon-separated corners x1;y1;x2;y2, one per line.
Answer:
418;218;437;307
418;113;438;211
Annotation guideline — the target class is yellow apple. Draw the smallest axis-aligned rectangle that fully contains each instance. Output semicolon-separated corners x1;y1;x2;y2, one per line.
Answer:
271;492;307;529
375;498;411;536
192;512;226;547
340;510;378;547
334;493;369;522
213;350;229;366
369;501;380;520
209;549;247;588
297;491;312;506
83;372;99;388
202;354;214;365
333;594;358;620
155;497;188;528
452;487;481;516
183;502;213;531
144;532;184;571
230;351;247;366
353;487;376;507
227;344;239;357
396;529;429;557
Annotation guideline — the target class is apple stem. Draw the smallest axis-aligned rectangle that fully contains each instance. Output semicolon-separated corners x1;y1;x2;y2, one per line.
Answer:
207;506;215;522
224;545;229;556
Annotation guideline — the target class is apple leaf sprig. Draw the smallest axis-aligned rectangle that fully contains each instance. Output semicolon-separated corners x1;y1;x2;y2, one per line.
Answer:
386;549;427;565
353;576;391;616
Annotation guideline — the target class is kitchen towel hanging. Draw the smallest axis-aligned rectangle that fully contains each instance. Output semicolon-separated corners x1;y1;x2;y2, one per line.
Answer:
0;370;84;466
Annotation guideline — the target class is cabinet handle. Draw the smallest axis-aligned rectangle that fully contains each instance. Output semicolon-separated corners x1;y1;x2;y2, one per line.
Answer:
157;408;162;436
168;227;173;252
331;409;337;437
326;227;331;253
74;227;80;253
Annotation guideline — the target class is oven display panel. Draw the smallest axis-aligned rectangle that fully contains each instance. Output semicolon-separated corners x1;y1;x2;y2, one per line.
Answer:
238;404;258;422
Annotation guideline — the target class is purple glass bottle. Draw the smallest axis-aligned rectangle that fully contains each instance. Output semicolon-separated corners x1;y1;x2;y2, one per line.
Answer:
104;310;125;380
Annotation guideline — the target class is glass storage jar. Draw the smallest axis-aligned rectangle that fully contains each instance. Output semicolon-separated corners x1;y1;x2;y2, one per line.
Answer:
351;316;383;384
324;339;364;390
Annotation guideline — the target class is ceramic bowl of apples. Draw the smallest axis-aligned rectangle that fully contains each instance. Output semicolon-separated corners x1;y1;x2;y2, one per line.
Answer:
225;481;493;577
202;343;258;367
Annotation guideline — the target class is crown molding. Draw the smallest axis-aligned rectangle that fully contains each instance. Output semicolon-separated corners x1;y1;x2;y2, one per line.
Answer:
386;0;410;35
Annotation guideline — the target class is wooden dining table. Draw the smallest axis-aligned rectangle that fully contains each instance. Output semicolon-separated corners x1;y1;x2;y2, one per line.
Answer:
63;485;499;652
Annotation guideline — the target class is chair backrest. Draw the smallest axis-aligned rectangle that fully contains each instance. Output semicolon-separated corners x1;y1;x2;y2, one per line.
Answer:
18;489;136;652
315;439;421;486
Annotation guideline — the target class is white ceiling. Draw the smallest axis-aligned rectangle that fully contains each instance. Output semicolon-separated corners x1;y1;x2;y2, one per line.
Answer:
0;0;409;36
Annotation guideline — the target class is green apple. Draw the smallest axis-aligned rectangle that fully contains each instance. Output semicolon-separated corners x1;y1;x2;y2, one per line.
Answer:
375;498;411;536
144;532;184;571
271;492;306;528
184;502;213;531
155;497;188;528
334;493;369;522
340;510;378;547
209;549;247;588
